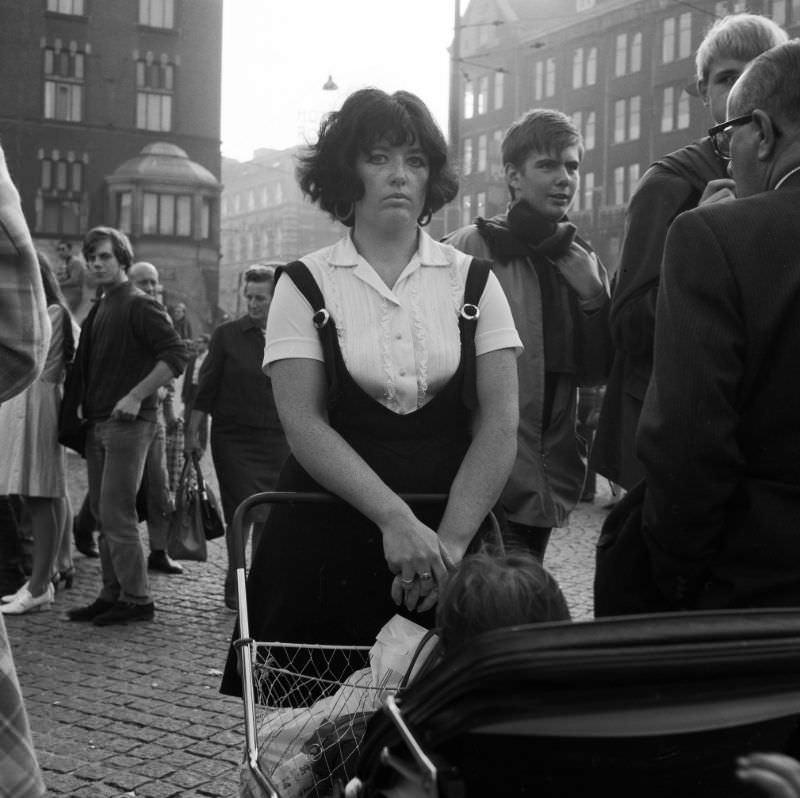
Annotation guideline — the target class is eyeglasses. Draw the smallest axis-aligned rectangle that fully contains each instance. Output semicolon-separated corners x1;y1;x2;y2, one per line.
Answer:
708;113;754;160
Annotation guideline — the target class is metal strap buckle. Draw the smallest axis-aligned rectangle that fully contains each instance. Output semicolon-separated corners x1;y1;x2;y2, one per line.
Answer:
312;308;331;329
459;303;480;321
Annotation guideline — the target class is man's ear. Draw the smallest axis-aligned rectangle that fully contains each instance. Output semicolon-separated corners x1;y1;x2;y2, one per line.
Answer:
752;109;778;161
697;80;709;106
504;161;520;194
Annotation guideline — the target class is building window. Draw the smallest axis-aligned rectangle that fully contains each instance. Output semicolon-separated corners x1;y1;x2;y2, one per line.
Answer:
493;71;504;110
662;17;676;64
47;0;84;14
572;110;583;136
136;57;174;131
477;134;487;172
614;99;626;144
613;166;625;206
573;48;584;89
661;85;675;132
275;183;283;204
463;82;474;120
117;192;132;233
43;46;84;122
771;0;786;24
200;198;212;239
628;163;640;199
586;47;597;86
534;61;544;101
630;32;642;73
142;192;193;236
573;182;581;212
678;13;692;60
715;2;728;14
462;138;472;176
733;0;747;10
476;191;486;218
677;91;690;129
793;0;800;21
585;110;596;150
583;171;595;211
139;0;174;28
545;57;556;97
629;95;641;140
39;152;85;234
615;34;627;77
477;76;489;115
462;195;472;227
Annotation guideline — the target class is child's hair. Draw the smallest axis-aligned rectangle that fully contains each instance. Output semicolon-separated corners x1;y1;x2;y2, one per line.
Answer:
436;550;571;652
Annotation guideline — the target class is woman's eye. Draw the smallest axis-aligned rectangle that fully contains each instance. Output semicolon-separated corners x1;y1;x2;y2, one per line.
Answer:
408;157;428;168
367;153;387;164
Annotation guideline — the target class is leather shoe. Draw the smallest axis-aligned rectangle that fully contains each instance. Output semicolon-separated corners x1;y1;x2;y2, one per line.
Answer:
92;601;155;626
148;550;183;574
67;598;115;622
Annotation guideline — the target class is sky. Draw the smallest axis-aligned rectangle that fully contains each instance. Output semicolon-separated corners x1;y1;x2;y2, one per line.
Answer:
220;0;458;161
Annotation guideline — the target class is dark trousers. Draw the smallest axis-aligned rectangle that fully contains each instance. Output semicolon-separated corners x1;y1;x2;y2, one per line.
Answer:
503;521;552;562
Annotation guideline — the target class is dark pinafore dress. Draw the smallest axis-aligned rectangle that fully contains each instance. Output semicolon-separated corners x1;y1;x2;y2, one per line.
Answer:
220;258;492;698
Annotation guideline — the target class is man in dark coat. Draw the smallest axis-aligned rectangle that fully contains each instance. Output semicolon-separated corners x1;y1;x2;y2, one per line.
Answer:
636;40;800;610
592;14;788;490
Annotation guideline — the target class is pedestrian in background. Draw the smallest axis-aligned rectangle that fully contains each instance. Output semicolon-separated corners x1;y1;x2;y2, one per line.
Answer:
445;108;611;562
67;227;187;626
185;265;289;610
0;253;78;614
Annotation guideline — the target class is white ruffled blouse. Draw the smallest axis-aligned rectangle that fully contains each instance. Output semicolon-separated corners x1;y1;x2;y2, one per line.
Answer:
265;230;522;415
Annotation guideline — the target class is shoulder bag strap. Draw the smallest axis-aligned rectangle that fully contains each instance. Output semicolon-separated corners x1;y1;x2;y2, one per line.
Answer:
275;261;341;403
459;258;492;410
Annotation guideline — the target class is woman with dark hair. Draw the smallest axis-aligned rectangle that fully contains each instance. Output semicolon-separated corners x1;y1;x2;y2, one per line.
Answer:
221;88;521;696
0;253;78;614
185;264;289;609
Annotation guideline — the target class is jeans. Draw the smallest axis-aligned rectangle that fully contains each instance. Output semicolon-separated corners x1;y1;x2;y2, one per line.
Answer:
86;419;156;605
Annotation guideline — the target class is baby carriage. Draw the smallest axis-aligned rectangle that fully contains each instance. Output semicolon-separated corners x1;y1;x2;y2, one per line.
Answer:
351;608;800;797
229;491;455;798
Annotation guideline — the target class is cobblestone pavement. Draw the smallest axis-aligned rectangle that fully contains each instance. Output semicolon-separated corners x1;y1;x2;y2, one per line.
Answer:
3;453;610;796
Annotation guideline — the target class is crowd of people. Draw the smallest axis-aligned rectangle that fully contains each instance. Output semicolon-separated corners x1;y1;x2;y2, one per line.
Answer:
3;9;800;797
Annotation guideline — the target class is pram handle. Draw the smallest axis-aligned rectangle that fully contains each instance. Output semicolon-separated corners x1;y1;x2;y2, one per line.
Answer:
229;491;456;573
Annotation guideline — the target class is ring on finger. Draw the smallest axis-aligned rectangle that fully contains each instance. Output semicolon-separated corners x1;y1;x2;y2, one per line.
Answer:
419;572;433;582
400;576;416;587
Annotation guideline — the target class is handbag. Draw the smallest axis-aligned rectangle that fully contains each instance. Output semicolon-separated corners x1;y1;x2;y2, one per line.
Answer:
193;451;225;540
168;457;206;561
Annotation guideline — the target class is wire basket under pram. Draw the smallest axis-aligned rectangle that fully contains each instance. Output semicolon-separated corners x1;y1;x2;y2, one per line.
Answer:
230;491;455;798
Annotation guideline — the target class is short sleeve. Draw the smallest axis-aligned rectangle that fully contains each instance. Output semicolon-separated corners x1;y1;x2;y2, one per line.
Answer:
264;273;325;369
474;270;523;357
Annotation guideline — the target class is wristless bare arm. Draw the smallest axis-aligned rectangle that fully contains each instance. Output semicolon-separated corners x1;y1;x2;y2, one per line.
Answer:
437;348;518;563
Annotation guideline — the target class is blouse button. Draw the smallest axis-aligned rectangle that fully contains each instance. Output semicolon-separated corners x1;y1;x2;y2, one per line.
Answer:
395;332;402;340
399;369;407;377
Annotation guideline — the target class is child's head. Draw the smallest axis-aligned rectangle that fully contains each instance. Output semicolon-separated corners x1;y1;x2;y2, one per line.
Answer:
436;550;571;652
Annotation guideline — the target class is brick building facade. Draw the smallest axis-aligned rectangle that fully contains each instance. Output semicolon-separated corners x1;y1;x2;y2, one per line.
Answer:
451;0;798;271
0;0;222;328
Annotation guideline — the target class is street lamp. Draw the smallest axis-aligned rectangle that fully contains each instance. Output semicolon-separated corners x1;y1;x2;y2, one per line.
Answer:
322;74;338;91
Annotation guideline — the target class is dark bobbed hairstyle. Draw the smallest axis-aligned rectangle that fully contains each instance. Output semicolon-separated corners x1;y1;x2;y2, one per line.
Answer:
436;549;571;653
36;250;76;364
730;39;800;128
82;226;134;270
296;87;458;227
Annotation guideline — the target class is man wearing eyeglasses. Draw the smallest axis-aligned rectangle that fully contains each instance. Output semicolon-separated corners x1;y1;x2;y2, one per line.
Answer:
592;14;787;493
634;39;800;611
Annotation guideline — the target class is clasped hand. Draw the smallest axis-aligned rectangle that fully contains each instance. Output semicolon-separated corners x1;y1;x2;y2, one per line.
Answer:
382;516;455;613
551;242;604;302
110;393;141;422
